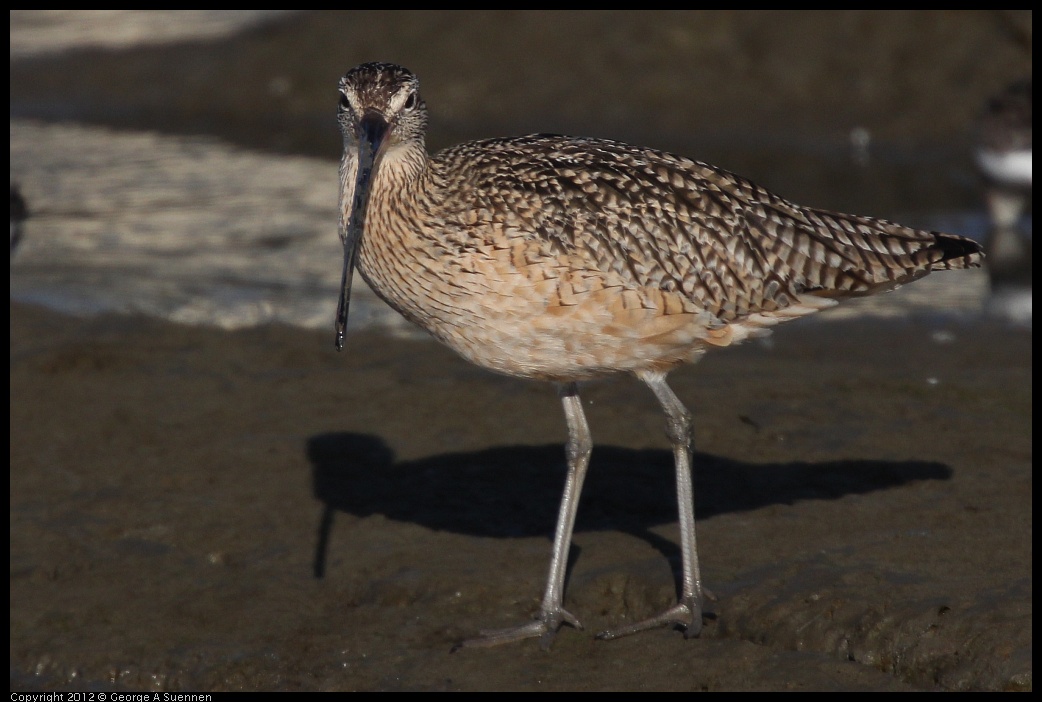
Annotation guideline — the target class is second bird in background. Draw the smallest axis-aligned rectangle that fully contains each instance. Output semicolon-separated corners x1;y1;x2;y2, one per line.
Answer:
974;77;1032;321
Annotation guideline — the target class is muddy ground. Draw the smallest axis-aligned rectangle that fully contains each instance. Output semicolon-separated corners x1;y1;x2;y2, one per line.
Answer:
10;303;1031;691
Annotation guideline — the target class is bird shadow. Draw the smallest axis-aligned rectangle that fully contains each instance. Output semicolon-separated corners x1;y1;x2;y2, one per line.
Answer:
307;432;952;581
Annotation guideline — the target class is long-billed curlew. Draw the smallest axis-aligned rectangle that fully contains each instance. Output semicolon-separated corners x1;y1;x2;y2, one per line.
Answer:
333;62;983;649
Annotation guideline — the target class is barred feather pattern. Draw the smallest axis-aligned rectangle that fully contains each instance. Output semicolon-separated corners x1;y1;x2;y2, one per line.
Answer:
338;63;982;381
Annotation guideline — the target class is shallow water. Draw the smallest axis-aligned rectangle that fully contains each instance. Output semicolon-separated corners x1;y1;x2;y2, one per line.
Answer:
9;11;1030;333
8;118;1001;334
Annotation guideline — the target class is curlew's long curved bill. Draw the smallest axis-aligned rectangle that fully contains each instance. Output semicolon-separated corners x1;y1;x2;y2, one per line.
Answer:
335;111;390;351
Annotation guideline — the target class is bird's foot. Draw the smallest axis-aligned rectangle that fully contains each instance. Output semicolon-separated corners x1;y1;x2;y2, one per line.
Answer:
453;606;583;651
595;593;704;641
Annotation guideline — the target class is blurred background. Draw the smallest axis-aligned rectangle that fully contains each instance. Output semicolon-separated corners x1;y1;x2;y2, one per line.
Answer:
9;13;1033;691
9;10;1032;328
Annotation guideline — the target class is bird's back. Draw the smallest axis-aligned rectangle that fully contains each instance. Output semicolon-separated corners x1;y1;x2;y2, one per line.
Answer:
430;133;979;312
361;133;982;379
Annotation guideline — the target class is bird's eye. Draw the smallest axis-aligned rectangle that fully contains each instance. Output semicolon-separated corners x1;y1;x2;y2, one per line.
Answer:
403;93;417;111
338;93;350;111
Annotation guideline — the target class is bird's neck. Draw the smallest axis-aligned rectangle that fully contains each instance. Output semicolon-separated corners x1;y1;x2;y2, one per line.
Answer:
339;141;431;233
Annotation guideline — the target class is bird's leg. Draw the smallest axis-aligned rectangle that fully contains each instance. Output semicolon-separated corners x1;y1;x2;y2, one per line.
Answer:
597;370;704;640
458;382;589;650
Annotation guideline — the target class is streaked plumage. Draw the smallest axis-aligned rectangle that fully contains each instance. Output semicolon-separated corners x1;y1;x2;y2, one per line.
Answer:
333;62;983;649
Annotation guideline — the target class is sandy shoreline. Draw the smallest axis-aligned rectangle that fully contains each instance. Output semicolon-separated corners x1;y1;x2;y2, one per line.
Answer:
10;300;1031;690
